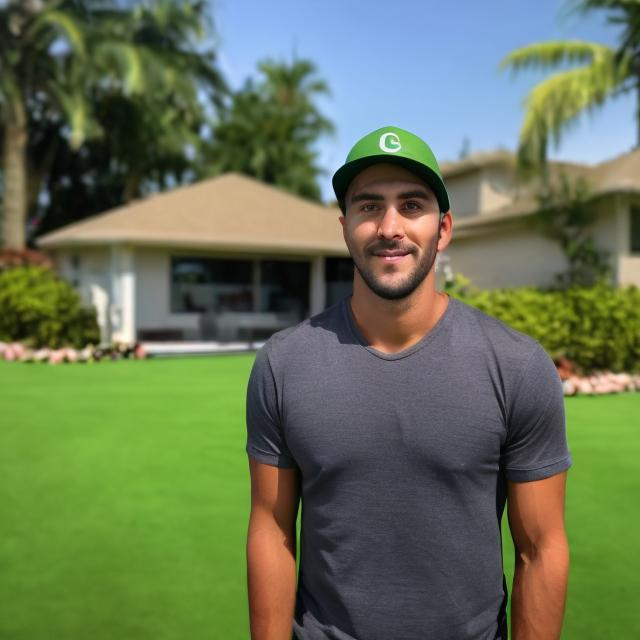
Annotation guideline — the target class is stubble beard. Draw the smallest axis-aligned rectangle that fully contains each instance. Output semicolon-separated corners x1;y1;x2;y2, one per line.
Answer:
350;232;440;301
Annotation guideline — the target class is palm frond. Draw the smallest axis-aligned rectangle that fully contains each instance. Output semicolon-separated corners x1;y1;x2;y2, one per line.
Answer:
517;52;631;168
569;1;640;13
48;83;100;148
500;40;614;73
93;41;146;94
28;9;87;57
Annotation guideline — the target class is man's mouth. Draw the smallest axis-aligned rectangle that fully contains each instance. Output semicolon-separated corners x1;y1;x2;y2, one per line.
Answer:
371;249;412;263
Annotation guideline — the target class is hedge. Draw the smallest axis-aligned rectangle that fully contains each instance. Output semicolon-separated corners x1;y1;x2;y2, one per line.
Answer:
0;265;100;349
447;275;640;373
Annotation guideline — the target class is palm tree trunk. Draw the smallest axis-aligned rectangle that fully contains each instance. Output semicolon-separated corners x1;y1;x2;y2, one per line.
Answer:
2;98;28;250
637;78;640;149
123;174;143;203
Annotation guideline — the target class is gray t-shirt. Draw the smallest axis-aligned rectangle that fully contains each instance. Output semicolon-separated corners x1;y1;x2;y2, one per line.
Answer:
246;294;572;640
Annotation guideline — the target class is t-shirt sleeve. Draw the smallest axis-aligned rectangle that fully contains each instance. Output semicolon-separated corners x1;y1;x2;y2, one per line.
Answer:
245;343;297;468
502;342;573;482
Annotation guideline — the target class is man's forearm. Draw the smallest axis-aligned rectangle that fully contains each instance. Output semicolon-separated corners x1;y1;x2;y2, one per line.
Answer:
511;536;569;640
247;516;297;640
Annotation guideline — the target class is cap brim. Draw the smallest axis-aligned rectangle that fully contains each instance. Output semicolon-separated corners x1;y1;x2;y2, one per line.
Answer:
332;155;450;213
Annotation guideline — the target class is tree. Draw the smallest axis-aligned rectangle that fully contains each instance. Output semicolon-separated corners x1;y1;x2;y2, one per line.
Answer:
0;0;226;249
529;172;611;287
206;58;334;202
500;0;640;174
29;1;227;240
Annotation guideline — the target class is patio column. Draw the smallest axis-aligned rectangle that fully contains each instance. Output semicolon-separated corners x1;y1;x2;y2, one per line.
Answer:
252;260;261;311
109;244;136;344
614;194;627;285
310;255;326;315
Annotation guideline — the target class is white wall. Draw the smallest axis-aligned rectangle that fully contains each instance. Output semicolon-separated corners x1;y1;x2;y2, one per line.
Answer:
619;256;640;286
52;247;111;343
135;247;200;339
446;173;482;218
110;245;136;344
444;199;630;289
446;165;519;218
479;166;515;213
444;224;567;289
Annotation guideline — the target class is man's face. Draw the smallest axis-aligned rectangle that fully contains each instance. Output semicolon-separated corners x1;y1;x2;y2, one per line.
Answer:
339;163;451;301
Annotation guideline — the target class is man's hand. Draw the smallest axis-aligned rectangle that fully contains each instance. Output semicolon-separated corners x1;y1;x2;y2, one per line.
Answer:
247;458;300;640
507;471;569;640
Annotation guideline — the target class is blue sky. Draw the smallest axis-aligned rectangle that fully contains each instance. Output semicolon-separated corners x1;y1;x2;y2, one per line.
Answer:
214;0;635;202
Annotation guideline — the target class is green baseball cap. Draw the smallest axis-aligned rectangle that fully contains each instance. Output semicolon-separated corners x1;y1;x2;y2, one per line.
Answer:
332;126;450;213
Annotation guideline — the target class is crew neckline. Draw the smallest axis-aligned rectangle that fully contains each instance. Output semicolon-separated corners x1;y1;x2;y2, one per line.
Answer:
341;293;457;361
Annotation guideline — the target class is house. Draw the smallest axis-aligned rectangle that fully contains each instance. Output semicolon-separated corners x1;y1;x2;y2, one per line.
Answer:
36;173;352;345
36;150;640;345
439;148;640;289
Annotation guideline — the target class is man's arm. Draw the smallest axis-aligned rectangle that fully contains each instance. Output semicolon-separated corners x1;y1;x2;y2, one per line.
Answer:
507;471;569;640
247;457;300;640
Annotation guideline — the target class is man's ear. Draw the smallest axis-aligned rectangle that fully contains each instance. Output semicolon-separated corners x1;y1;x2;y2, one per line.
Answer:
437;211;453;252
338;215;347;243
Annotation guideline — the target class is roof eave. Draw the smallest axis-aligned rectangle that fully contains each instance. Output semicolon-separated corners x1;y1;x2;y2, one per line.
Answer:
35;234;349;257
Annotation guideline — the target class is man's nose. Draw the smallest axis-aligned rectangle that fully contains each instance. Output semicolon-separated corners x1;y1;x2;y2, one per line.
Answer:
377;206;405;239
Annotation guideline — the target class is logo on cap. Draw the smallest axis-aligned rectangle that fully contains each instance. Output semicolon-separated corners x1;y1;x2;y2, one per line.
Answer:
379;132;401;153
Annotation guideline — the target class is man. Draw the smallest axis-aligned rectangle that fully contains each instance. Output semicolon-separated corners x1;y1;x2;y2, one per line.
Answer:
246;126;572;640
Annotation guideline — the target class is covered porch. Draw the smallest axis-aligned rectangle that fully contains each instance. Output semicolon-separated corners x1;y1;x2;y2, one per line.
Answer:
107;246;353;344
36;172;353;344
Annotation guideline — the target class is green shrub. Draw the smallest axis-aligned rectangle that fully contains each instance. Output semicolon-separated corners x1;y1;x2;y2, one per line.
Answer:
0;265;100;348
447;274;640;373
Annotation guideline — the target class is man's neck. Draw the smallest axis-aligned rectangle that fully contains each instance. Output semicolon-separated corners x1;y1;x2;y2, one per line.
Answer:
348;273;449;354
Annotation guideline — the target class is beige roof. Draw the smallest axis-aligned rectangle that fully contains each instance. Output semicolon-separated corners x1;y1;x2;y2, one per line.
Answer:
589;147;640;194
441;150;515;178
37;173;347;256
37;149;640;249
445;148;640;237
441;146;640;187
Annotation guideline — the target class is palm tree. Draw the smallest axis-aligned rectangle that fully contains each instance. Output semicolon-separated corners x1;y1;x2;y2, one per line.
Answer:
500;0;640;173
1;0;85;249
208;58;334;201
0;0;226;250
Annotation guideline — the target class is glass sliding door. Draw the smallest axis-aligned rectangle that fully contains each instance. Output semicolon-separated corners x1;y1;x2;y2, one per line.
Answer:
259;259;310;319
171;256;253;313
171;255;312;341
325;257;353;307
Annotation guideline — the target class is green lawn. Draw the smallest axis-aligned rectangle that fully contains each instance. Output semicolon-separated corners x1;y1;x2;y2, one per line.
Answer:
1;356;638;639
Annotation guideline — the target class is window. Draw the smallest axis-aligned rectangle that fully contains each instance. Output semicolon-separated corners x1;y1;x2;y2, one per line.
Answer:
260;260;310;317
70;254;81;288
325;257;353;307
171;256;312;318
631;206;640;254
171;256;253;313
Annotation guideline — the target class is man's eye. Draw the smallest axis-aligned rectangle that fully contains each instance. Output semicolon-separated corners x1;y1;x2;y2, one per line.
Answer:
403;201;421;210
361;203;379;212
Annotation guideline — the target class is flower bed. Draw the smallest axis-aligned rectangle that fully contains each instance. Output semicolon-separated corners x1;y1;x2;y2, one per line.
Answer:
554;356;640;396
0;341;146;364
2;339;639;396
560;371;640;396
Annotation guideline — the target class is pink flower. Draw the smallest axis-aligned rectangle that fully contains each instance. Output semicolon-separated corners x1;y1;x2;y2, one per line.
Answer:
34;348;50;362
134;343;147;359
48;350;65;365
11;342;25;358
